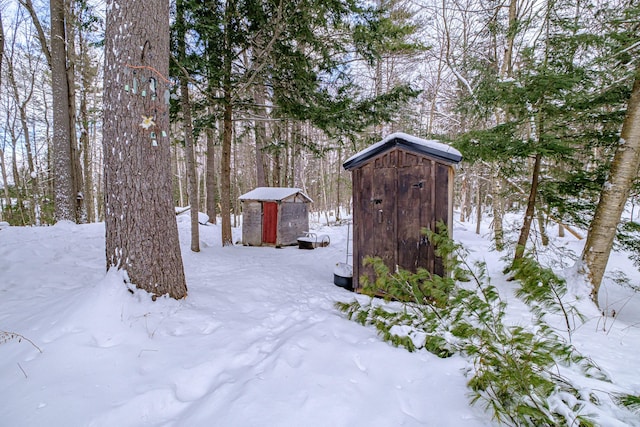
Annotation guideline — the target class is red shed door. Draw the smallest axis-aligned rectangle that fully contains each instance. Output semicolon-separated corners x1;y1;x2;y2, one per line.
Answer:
262;202;278;244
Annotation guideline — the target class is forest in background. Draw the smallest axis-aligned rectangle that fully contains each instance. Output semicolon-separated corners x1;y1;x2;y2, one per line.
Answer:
1;0;639;270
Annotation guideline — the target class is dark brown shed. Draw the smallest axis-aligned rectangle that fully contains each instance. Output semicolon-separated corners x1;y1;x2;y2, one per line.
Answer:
239;187;313;247
343;132;462;291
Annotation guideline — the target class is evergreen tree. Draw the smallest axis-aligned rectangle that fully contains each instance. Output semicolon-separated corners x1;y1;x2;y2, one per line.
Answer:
172;0;421;246
454;0;630;263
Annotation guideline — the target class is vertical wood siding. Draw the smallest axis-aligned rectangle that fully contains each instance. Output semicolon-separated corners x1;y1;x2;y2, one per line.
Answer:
352;148;453;291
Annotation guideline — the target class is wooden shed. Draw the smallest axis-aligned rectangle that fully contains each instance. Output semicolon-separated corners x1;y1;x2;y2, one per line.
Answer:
343;132;462;291
239;187;313;247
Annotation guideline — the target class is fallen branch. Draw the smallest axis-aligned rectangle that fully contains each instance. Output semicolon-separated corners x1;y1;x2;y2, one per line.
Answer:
1;331;43;353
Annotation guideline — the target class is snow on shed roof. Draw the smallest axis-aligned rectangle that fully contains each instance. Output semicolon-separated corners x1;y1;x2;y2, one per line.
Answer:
343;132;462;170
239;187;313;203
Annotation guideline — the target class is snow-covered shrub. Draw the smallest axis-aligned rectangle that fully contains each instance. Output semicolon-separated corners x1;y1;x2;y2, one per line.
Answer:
336;224;609;426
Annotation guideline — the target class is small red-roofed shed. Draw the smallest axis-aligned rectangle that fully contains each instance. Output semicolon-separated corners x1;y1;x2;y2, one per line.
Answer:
239;187;313;247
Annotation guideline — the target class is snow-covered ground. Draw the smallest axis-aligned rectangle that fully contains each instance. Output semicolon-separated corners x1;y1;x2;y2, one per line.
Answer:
0;213;638;426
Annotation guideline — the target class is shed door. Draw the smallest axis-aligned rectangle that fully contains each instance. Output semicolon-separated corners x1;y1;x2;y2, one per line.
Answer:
262;202;278;244
397;157;448;277
398;158;432;273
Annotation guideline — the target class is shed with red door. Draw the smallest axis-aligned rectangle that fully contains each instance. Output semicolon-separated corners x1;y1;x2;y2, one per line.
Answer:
343;132;462;292
239;187;313;247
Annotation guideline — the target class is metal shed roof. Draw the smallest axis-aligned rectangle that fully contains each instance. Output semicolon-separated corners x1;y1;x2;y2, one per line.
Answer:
238;187;313;203
343;132;462;170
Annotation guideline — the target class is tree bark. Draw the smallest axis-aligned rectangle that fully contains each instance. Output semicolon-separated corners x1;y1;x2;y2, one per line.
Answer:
475;179;482;235
253;83;269;188
221;95;233;245
50;0;76;222
205;120;218;224
103;0;187;299
582;65;640;305
500;0;518;78
78;29;95;223
537;204;549;246
0;13;6;220
220;0;234;246
64;0;85;223
177;0;200;252
491;171;505;250
513;152;542;264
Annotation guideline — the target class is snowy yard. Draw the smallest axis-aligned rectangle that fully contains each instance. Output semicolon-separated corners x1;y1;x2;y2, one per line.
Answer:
0;214;638;426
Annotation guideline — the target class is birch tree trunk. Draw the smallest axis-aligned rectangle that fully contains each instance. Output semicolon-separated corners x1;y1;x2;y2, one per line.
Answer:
582;66;640;305
103;0;187;299
491;171;505;250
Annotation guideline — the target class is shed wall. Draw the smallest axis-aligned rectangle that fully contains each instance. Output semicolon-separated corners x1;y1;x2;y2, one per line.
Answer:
277;202;309;246
241;201;263;246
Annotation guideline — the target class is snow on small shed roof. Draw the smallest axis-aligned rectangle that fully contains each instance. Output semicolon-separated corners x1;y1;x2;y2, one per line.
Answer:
343;132;462;170
239;187;313;203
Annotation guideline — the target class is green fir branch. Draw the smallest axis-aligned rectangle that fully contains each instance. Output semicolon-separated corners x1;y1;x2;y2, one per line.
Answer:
334;223;606;426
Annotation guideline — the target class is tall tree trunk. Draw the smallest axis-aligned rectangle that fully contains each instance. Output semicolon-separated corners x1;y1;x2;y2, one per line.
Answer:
0;11;3;113
103;0;187;299
475;179;482;235
220;0;234;246
0;13;6;221
221;96;233;245
51;0;76;222
500;0;517;78
513;152;542;264
336;146;342;221
177;0;200;252
205;121;217;224
9;132;26;223
79;43;95;222
65;0;85;223
491;171;505;250
537;204;549;246
77;3;96;222
233;134;239;228
252;84;268;188
0;145;8;220
582;66;640;305
180;62;200;254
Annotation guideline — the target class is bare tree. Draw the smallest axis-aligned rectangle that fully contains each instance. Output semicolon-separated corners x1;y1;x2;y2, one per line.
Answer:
19;0;83;223
103;0;187;299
